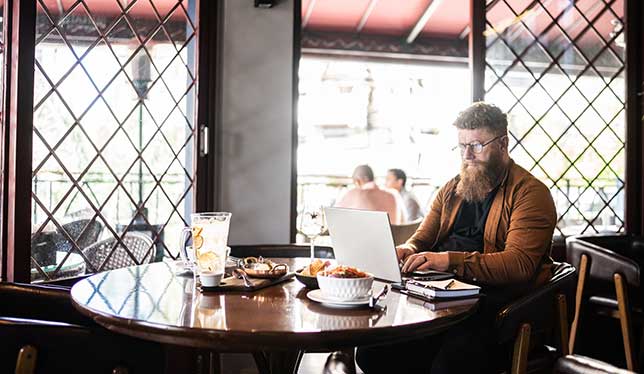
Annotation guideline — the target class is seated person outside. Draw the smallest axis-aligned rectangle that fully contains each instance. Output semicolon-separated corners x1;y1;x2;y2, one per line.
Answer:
335;164;405;224
385;168;424;222
356;102;557;374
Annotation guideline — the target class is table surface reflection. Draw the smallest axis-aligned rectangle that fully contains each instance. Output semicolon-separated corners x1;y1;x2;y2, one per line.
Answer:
70;258;478;351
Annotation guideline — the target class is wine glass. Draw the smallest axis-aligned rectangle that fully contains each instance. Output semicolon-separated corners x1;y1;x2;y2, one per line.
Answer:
298;206;326;262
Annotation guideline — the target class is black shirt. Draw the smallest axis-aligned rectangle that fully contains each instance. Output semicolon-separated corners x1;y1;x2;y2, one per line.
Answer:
436;188;498;253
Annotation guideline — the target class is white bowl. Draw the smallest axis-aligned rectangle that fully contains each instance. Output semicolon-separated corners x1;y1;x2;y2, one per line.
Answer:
200;272;223;287
316;273;374;301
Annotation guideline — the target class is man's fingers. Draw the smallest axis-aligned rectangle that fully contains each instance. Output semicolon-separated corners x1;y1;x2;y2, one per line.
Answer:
401;254;419;273
417;257;434;270
396;247;413;262
402;254;426;273
396;247;408;261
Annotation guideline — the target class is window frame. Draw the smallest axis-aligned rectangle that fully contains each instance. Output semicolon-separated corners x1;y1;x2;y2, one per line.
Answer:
1;0;219;283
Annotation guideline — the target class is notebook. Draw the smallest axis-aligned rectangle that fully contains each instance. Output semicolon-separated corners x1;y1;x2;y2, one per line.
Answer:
405;278;480;299
401;289;480;311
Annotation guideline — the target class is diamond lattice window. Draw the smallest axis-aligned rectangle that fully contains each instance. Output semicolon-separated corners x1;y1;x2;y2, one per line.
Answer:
485;0;625;236
31;0;197;282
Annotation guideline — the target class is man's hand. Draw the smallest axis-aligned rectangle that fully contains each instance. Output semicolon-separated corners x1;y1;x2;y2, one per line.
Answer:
401;252;449;273
396;245;415;263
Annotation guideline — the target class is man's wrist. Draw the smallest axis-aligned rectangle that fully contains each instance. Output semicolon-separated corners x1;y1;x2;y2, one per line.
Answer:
406;243;418;254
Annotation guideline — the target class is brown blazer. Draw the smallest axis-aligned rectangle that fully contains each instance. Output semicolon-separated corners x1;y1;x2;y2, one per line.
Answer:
406;159;556;289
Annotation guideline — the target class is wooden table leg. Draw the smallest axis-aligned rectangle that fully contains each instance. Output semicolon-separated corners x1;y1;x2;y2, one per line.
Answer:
254;350;303;374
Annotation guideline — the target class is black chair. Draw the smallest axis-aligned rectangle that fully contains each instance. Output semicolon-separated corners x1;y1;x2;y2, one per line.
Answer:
0;282;165;374
2;318;165;374
83;232;156;272
56;219;104;253
566;235;642;371
495;262;576;374
30;220;104;274
229;244;335;259
554;354;636;374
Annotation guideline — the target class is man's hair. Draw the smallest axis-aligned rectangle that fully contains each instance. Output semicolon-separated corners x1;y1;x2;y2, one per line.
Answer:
352;164;374;182
388;168;407;187
453;102;508;136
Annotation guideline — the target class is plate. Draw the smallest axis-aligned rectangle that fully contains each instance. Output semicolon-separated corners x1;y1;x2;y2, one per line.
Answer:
295;269;319;289
306;289;370;308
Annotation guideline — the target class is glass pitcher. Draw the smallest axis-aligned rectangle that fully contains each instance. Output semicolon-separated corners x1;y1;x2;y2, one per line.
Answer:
180;212;232;274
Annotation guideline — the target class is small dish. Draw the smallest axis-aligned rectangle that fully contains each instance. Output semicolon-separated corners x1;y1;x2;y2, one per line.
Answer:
200;272;223;287
243;263;289;279
240;257;289;279
295;268;319;289
306;289;370;308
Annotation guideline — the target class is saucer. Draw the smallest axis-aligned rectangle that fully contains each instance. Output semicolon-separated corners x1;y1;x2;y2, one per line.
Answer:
306;289;370;308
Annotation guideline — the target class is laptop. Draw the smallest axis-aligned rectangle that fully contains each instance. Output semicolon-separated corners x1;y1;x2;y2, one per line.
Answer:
324;207;453;288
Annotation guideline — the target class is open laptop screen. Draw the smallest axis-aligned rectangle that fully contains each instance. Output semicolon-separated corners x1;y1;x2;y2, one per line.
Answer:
324;207;402;283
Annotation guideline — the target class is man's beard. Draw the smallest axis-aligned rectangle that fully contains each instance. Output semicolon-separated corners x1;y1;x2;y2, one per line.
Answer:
456;150;506;202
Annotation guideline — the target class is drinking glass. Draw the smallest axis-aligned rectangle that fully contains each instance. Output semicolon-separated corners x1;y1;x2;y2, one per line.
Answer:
180;212;232;274
298;206;326;262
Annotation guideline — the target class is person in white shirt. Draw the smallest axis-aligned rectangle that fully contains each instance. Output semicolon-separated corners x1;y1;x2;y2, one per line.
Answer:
385;168;424;222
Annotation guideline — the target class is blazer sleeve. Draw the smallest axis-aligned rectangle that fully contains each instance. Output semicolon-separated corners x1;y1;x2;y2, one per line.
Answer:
446;180;556;285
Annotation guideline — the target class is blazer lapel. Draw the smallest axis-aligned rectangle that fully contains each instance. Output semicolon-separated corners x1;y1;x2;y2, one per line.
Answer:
438;184;463;248
484;160;513;253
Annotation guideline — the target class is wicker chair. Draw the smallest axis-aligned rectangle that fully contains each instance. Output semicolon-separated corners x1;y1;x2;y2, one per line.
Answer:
55;219;104;252
83;232;156;272
31;220;103;269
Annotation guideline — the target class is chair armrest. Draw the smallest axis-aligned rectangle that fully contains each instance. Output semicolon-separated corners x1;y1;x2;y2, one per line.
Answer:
0;282;96;326
495;263;576;343
554;355;635;374
0;316;164;374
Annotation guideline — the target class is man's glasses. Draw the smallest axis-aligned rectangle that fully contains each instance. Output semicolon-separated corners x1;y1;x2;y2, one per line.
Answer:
453;135;506;154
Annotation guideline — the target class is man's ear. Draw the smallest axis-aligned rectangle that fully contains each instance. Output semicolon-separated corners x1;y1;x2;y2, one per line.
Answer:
500;134;509;151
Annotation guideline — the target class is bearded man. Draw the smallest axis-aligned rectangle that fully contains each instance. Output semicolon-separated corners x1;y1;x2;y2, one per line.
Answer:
354;103;557;374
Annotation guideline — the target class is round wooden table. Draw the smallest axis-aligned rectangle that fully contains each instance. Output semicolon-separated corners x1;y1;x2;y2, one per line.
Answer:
71;258;478;373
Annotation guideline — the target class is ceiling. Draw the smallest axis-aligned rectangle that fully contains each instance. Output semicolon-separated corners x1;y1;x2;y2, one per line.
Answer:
301;0;623;44
302;0;470;41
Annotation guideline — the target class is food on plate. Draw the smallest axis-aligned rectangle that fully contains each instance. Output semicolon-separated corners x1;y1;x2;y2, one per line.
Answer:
301;259;331;276
321;265;368;278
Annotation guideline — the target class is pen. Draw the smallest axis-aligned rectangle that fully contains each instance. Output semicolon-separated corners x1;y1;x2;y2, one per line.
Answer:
445;279;455;289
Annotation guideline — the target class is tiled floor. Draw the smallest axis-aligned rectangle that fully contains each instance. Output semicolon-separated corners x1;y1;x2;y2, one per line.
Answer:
220;352;364;374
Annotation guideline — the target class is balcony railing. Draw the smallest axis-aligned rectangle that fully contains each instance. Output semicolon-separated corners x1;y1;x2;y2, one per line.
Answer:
297;174;624;236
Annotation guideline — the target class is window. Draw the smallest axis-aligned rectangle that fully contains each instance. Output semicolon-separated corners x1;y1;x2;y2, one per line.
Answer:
485;0;626;236
30;0;198;281
297;56;469;230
